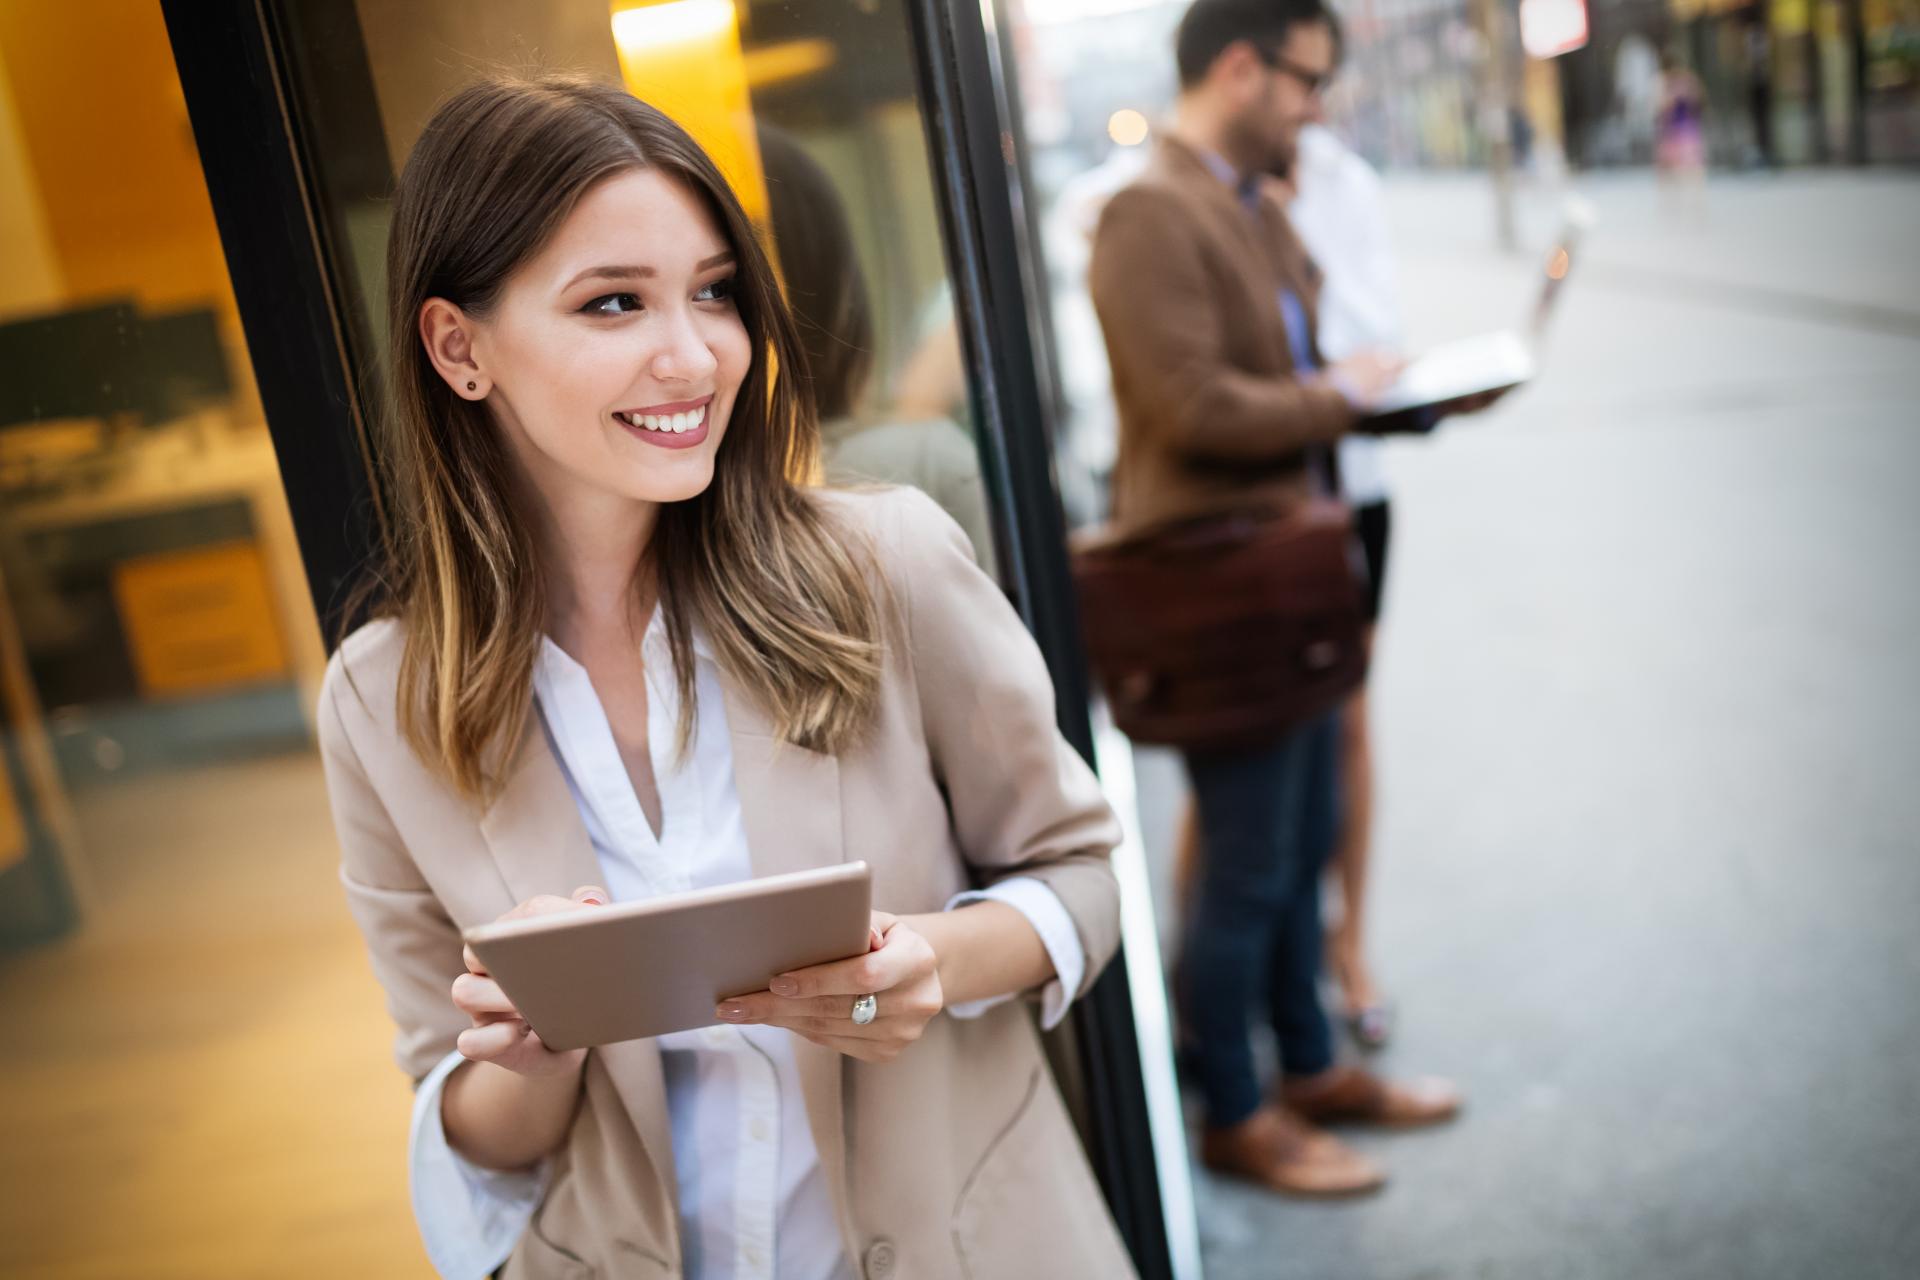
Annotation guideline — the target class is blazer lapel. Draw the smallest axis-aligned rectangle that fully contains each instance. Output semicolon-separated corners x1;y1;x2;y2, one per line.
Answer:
478;718;680;1223
720;680;860;1254
1158;138;1290;363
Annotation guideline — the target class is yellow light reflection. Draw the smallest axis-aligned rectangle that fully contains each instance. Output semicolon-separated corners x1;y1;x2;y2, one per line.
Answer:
609;0;769;223
1107;108;1149;147
1547;247;1570;280
743;38;837;89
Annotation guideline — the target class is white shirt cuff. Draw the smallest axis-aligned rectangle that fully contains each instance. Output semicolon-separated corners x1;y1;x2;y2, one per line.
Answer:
409;1049;550;1280
942;876;1085;1030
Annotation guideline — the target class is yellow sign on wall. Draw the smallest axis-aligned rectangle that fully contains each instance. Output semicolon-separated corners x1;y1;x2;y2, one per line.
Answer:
111;541;289;698
609;0;770;224
1771;0;1813;35
0;760;24;872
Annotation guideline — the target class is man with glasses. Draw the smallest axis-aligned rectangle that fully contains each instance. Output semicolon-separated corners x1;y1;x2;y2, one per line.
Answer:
1089;0;1460;1198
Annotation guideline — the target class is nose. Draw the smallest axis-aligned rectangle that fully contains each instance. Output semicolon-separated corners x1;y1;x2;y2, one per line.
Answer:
649;305;719;386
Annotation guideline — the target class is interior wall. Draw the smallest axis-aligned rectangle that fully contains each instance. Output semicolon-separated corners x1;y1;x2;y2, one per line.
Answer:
352;0;623;168
0;2;232;312
0;53;62;319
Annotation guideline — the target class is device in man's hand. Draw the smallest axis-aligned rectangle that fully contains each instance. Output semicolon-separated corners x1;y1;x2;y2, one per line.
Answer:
1362;196;1595;425
1365;330;1535;418
463;862;873;1049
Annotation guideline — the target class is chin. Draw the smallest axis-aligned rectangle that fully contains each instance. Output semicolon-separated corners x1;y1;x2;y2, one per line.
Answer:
628;461;718;507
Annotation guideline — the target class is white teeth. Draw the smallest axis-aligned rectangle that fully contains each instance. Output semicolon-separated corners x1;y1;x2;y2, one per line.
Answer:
620;404;705;433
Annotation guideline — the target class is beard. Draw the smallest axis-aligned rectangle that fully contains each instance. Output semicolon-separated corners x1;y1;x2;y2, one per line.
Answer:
1225;103;1299;180
1258;133;1298;181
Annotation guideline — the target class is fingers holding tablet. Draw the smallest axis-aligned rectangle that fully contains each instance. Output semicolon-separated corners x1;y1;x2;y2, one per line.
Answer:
462;863;875;1048
717;910;946;1064
452;885;608;1075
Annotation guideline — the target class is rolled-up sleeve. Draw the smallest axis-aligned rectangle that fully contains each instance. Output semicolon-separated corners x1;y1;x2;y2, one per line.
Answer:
886;487;1123;998
409;1050;547;1279
944;876;1086;1029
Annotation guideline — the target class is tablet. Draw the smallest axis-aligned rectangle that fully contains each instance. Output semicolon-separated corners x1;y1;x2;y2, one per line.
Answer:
463;861;873;1049
1365;329;1535;418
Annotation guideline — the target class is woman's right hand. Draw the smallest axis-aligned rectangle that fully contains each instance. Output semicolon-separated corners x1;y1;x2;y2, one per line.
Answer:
451;885;607;1077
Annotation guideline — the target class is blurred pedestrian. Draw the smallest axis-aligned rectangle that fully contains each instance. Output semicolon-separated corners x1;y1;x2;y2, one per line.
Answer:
1743;13;1776;170
1088;0;1461;1200
1655;51;1708;215
1283;117;1404;1052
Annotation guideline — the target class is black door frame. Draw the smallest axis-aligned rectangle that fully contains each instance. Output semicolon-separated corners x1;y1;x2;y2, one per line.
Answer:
161;0;384;644
903;3;1175;1276
163;2;1173;1274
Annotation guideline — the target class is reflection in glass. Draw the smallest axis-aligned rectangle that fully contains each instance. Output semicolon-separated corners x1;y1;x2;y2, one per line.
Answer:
759;124;995;567
0;4;408;1274
324;0;992;563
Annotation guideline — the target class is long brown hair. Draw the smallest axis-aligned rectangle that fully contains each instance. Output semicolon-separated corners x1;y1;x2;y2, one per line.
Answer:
376;74;882;800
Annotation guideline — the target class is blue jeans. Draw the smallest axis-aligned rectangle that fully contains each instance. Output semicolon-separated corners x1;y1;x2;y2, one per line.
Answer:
1179;712;1340;1129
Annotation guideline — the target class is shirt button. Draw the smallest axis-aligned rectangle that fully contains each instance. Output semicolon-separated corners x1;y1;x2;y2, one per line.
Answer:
749;1117;770;1142
863;1239;897;1279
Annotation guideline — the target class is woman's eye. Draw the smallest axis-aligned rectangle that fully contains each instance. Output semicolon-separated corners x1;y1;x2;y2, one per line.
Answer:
696;276;736;304
583;293;642;316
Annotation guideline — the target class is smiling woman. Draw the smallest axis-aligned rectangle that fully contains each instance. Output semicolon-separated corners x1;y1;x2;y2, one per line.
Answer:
377;78;881;797
321;74;1135;1280
421;171;742;504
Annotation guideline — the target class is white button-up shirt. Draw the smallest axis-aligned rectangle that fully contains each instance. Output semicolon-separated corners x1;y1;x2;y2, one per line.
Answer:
408;611;1087;1279
1288;123;1406;506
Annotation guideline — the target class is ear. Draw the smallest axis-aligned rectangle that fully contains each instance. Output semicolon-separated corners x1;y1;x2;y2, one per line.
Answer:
419;297;489;399
1214;40;1264;96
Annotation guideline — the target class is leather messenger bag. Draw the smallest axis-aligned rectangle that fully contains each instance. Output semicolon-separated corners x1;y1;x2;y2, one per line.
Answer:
1070;498;1369;751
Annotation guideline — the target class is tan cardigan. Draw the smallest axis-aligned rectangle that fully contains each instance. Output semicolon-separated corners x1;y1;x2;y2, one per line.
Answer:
317;486;1133;1280
1088;137;1358;536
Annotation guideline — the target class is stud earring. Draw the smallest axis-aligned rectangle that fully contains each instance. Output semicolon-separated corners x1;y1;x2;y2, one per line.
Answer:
466;381;477;392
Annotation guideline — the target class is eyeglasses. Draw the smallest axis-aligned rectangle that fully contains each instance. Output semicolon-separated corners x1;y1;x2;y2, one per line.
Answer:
1251;44;1332;97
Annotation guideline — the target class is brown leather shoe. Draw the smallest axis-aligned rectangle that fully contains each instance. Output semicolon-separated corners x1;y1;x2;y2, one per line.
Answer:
1280;1064;1462;1129
1200;1105;1387;1198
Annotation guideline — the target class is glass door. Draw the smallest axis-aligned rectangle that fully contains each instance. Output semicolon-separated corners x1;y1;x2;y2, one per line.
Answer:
162;0;1182;1275
0;4;410;1273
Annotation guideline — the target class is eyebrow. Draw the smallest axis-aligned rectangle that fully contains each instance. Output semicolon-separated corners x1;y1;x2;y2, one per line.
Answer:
561;252;736;291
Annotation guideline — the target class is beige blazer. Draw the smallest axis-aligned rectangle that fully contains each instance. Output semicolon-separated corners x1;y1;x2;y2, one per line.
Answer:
1088;137;1357;537
318;486;1135;1280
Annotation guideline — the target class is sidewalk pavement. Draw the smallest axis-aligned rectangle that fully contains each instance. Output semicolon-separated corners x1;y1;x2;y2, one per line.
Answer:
1133;169;1920;1280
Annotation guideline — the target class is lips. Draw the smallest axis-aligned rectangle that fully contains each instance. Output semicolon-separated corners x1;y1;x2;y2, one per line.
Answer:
614;395;712;450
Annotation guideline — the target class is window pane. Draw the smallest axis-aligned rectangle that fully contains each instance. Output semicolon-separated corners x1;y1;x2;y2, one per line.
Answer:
0;3;416;1273
291;0;998;572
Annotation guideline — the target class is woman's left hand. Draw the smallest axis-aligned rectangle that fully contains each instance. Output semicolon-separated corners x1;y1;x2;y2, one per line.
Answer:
715;911;944;1063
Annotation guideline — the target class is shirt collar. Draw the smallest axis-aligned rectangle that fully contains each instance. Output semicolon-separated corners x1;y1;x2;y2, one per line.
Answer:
1190;143;1262;213
539;604;715;674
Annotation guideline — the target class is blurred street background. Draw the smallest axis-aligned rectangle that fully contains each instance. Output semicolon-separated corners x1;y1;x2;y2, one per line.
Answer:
1125;168;1920;1278
2;1;1915;1276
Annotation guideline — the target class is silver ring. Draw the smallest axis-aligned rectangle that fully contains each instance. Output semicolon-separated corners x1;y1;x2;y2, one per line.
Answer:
850;993;878;1025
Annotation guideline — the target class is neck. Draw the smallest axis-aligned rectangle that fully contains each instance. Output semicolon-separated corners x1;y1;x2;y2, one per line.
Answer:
529;487;661;651
1171;96;1247;181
